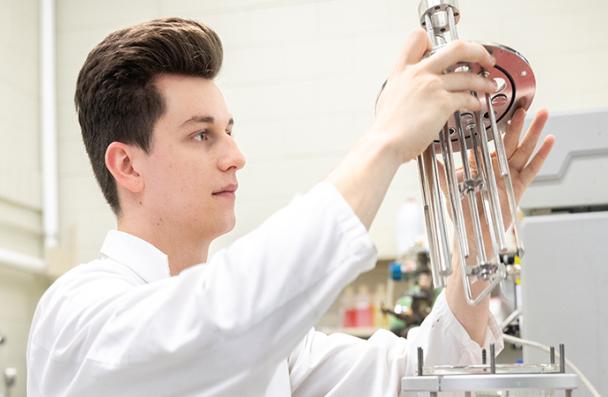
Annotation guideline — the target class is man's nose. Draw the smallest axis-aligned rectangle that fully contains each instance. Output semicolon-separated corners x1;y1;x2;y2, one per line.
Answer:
218;136;246;172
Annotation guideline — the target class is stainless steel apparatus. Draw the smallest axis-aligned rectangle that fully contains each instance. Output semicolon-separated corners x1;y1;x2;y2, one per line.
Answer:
414;0;535;305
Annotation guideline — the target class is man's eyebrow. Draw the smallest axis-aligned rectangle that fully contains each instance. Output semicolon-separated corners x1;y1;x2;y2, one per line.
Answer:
181;115;234;127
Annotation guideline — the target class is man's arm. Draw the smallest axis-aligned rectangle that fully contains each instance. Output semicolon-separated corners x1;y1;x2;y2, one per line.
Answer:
27;183;378;397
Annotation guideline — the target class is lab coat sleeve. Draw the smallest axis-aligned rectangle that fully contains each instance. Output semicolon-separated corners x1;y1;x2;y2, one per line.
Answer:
287;290;503;396
28;182;377;396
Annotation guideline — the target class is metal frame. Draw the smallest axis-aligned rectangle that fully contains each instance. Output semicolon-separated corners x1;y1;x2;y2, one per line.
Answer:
405;344;578;396
400;373;578;395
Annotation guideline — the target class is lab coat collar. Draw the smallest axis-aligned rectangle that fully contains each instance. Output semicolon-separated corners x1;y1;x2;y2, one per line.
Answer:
100;230;171;283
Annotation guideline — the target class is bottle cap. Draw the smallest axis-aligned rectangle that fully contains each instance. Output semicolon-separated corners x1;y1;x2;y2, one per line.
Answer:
389;262;402;281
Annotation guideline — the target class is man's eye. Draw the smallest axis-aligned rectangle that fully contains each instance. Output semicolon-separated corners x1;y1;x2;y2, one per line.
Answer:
193;130;209;141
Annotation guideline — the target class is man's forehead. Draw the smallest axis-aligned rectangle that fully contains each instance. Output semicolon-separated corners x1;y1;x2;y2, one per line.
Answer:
152;74;232;127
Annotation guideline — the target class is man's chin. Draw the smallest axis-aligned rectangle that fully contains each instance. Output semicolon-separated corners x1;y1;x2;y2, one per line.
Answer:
213;216;237;238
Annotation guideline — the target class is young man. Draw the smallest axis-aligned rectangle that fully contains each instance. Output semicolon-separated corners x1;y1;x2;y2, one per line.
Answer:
27;18;553;396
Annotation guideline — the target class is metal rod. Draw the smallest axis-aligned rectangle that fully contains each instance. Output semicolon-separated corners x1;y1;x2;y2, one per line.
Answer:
482;348;487;365
506;180;525;257
559;344;566;373
490;343;496;374
428;144;452;278
475;107;508;253
418;154;443;288
446;6;459;40
440;126;469;259
424;13;436;46
417;347;424;376
485;93;509;175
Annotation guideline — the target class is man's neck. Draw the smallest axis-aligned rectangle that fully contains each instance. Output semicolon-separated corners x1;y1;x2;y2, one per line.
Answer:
117;217;211;276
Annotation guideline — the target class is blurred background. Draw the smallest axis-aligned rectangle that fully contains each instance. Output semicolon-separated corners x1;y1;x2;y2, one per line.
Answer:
1;0;607;396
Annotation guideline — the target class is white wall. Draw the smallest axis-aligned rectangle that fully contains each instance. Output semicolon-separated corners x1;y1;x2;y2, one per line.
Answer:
55;0;608;268
0;1;50;396
0;0;42;257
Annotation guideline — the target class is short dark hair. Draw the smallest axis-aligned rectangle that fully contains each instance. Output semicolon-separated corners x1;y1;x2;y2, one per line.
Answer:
75;17;223;214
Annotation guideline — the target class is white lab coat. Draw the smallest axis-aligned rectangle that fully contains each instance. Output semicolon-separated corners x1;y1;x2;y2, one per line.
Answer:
27;183;502;396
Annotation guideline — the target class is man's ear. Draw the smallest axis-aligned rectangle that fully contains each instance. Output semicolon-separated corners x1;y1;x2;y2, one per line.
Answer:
105;142;145;194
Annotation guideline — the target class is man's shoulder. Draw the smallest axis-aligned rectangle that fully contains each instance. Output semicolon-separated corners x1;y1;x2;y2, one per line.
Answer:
28;257;143;365
52;256;140;291
36;257;142;319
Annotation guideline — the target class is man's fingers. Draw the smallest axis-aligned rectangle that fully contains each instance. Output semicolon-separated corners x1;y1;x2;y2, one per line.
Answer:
520;135;555;186
503;108;526;158
451;92;482;113
441;72;496;93
510;108;549;170
391;28;432;75
425;40;495;74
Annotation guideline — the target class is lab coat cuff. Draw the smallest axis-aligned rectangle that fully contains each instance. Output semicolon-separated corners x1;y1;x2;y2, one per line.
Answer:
434;290;504;362
314;182;378;272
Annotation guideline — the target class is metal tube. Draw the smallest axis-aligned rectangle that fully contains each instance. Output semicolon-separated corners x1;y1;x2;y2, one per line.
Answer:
506;181;525;257
418;154;444;288
422;145;446;288
475;108;508;253
485;93;509;175
424;13;436;46
428;144;452;278
440;126;469;259
446;5;459;40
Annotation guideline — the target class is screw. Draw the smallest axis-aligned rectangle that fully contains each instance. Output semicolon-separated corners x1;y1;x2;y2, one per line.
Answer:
417;347;424;376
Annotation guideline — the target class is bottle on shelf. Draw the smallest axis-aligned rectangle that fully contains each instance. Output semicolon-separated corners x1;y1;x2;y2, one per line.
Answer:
354;285;373;328
373;283;388;329
340;287;356;328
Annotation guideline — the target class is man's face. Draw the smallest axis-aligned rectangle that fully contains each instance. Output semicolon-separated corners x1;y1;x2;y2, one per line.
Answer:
138;74;245;242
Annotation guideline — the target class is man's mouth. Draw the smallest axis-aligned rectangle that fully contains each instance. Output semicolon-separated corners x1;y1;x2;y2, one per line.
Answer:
212;184;238;197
